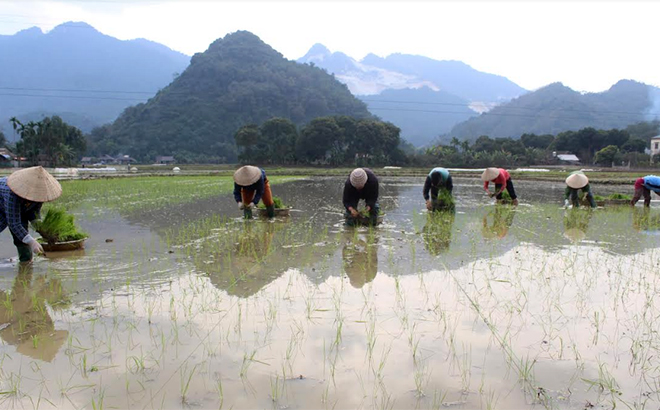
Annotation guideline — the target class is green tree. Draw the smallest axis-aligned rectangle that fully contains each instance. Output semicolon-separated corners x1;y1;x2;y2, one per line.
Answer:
520;133;554;149
259;118;298;164
234;124;262;163
621;138;647;153
593;145;621;166
296;117;342;164
11;116;86;167
0;130;6;148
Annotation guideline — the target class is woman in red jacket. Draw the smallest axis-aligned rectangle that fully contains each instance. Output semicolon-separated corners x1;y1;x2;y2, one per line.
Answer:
481;167;518;206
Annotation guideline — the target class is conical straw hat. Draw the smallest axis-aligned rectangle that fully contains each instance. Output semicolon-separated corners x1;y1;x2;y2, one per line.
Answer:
481;167;499;181
566;173;589;189
7;166;62;202
233;166;261;186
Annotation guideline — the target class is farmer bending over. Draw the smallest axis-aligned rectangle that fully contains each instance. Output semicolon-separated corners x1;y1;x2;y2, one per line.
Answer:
482;167;518;206
233;165;275;218
0;166;62;262
631;175;660;207
423;167;453;211
564;171;596;208
343;168;379;226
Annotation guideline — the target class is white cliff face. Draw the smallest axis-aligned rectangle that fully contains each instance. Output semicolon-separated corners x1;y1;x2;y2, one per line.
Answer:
298;46;441;96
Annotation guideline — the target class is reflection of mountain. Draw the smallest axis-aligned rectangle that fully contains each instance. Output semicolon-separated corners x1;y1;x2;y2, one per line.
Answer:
342;232;378;288
188;220;339;297
0;265;69;362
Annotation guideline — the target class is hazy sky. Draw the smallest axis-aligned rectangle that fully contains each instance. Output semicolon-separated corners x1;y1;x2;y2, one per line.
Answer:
1;1;658;93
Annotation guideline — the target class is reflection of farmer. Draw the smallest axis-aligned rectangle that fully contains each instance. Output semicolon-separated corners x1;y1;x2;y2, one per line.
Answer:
0;166;62;262
563;208;593;242
481;206;516;239
343;168;379;226
342;235;378;288
631;175;660;207
0;264;69;362
564;171;596;208
423;167;454;211
422;210;455;255
632;207;660;232
482;167;518;206
233;166;275;218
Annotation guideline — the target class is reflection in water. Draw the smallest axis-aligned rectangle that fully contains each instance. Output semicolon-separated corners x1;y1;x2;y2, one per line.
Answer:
632;207;660;233
342;232;378;288
563;208;593;242
180;216;337;297
481;206;516;240
0;264;69;362
205;221;279;298
422;210;455;255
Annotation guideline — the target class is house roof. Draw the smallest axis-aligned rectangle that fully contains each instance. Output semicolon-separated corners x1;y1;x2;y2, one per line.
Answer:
557;154;580;161
652;135;660;140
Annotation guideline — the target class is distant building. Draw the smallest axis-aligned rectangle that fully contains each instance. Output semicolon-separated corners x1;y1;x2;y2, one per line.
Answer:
99;155;116;165
0;148;15;167
81;157;94;165
115;155;136;165
553;151;580;164
650;136;660;157
155;156;176;164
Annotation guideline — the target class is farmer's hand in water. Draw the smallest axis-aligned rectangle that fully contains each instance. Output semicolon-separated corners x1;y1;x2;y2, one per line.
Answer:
564;199;570;208
366;206;371;213
246;202;255;209
426;200;432;210
238;202;244;210
349;207;359;218
28;238;43;255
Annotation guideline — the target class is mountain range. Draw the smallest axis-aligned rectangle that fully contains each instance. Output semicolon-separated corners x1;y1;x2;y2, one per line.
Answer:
447;80;660;142
0;22;190;136
2;22;659;153
297;43;526;145
90;31;372;162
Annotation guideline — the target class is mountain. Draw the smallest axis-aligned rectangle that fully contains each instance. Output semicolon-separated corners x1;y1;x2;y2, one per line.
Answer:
359;87;477;146
0;22;190;136
297;45;527;102
95;31;372;162
298;44;439;95
448;80;660;141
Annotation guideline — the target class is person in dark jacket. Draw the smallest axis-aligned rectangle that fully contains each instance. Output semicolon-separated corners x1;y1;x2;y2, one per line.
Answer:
631;175;660;207
423;167;453;211
233;165;274;218
343;168;379;226
564;171;596;208
0;166;62;262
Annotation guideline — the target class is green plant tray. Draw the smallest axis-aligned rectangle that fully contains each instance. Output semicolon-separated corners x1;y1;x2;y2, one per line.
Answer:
40;238;86;252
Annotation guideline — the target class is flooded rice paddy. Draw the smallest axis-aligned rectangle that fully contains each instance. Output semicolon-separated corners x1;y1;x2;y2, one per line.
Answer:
1;175;660;409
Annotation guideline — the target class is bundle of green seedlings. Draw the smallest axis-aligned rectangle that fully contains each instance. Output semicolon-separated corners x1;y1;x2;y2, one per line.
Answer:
32;207;87;244
258;196;287;209
592;193;632;201
433;189;455;211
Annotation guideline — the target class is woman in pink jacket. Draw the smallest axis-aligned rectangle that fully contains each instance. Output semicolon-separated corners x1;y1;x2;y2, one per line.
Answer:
481;167;518;206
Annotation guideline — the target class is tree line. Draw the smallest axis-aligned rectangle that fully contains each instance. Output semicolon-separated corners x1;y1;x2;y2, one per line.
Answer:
235;116;405;166
409;124;657;168
4;116;86;167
